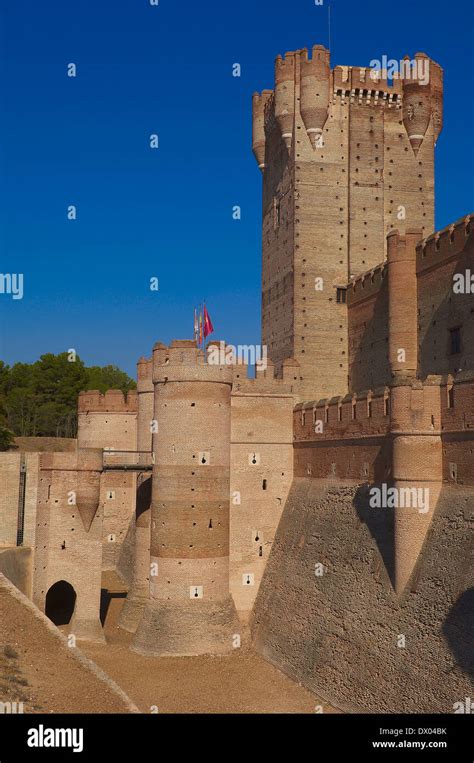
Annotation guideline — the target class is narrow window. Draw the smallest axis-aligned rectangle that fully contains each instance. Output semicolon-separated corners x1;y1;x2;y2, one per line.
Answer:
367;400;372;418
449;327;461;355
336;287;347;304
262;479;267;491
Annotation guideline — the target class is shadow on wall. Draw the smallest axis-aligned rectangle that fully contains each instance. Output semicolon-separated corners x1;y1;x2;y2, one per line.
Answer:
443;587;474;679
353;479;395;589
45;580;76;626
418;232;474;377
100;588;126;627
349;281;390;393
136;476;152;521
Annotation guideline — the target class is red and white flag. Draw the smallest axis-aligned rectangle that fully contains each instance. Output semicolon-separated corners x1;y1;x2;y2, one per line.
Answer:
203;305;214;339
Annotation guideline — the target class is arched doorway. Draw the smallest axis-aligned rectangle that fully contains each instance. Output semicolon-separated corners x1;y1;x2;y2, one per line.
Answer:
45;580;77;625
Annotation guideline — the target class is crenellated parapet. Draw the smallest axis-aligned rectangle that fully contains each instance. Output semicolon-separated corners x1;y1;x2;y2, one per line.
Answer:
78;389;138;413
232;355;300;395
348;262;387;306
299;45;330;148
252;45;443;163
333;64;402;103
417;213;473;271
137;357;153;392
274;50;296;149
294;387;390;442
77;390;138;452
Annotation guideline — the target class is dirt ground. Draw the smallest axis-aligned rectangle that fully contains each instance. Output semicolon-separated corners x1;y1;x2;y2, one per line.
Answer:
0;579;133;713
81;587;339;714
1;571;338;714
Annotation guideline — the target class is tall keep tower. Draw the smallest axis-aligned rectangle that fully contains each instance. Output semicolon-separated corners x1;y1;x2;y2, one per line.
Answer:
253;46;443;401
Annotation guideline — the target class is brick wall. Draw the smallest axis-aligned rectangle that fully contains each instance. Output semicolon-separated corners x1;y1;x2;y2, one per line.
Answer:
0;453;21;545
418;215;474;377
251;479;473;712
230;391;294;616
257;48;440;402
347;215;474;392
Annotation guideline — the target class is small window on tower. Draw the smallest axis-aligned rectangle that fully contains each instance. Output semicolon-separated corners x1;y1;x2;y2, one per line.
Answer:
449;327;461;355
336;287;347;304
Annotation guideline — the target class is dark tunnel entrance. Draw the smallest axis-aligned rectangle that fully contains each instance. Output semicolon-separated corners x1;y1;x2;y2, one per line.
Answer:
45;580;77;626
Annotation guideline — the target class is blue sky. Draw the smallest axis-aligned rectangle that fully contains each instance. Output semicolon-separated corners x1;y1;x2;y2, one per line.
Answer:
0;0;473;376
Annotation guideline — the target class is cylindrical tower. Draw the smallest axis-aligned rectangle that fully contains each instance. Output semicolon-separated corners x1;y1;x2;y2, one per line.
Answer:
387;229;421;377
387;229;442;594
402;53;438;156
252;90;273;171
429;59;443;144
390;381;443;595
132;340;239;655
299;44;330;148
274;51;296;149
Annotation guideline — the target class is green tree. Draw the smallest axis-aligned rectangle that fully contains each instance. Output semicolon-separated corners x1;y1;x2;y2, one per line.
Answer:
1;354;135;439
85;365;136;394
0;388;14;450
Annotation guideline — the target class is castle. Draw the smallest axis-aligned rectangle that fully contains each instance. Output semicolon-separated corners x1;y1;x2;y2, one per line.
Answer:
1;45;472;712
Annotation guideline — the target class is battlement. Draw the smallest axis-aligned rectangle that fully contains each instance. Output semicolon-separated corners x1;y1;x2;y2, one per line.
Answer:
294;387;390;442
255;45;443;167
347;213;472;304
232;356;300;395
78;389;138;413
137;356;152;378
275;50;297;67
417;213;473;270
333;65;403;103
294;372;474;444
348;262;387;305
152;339;234;384
137;356;153;393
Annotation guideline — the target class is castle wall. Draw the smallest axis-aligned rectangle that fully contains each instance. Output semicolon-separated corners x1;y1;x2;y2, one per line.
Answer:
294;389;391;481
78;390;139;573
251;478;473;713
32;451;104;642
293;376;474;485
77;390;138;451
0;452;22;545
347;266;389;393
417;215;474;377
348;214;474;392
230;391;294;617
440;373;474;484
0;547;31;596
23;453;40;548
100;471;137;572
